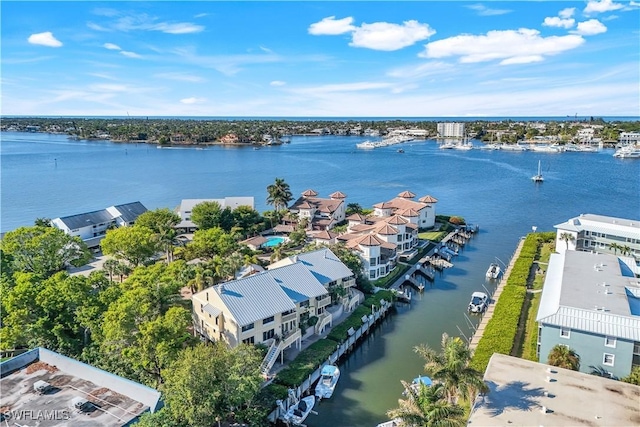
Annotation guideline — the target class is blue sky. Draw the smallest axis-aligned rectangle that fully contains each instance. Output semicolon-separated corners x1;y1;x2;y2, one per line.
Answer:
2;1;639;117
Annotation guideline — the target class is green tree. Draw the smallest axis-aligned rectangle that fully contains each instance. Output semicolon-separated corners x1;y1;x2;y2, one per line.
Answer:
386;382;465;427
346;203;363;216
266;177;293;215
232;205;263;237
1;226;91;276
100;226;159;266
135;208;182;262
188;264;214;293
161;342;264;427
547;344;580;371
102;258;120;283
621;366;640;385
191;201;234;231
558;232;575;250
187;227;238;260
607;242;622;255
34;217;52;227
414;333;487;405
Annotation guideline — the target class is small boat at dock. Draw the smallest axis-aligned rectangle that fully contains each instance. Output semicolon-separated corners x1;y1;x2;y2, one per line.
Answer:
283;395;315;425
485;262;502;280
315;365;340;399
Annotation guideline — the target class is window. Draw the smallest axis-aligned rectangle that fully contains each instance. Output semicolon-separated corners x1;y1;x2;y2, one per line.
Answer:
369;257;377;266
369;270;376;279
560;327;570;338
263;329;275;341
243;337;255;345
603;353;615;366
263;316;274;325
241;323;254;332
200;303;204;313
605;336;616;348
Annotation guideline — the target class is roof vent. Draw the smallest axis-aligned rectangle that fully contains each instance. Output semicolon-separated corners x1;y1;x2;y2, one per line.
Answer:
604;289;612;295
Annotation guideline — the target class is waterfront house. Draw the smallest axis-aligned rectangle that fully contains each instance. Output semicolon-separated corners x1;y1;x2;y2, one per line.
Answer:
176;196;255;232
288;190;346;231
51;201;147;249
192;248;356;374
536;250;640;379
468;353;640;427
372;191;437;230
554;214;640;262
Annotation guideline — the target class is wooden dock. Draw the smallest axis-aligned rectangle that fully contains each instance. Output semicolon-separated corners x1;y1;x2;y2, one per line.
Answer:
468;237;525;350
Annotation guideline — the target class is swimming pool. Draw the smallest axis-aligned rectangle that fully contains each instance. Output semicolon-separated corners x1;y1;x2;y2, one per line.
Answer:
263;236;286;247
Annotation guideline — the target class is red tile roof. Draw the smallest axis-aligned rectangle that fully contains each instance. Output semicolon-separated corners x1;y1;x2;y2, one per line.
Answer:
397;190;416;198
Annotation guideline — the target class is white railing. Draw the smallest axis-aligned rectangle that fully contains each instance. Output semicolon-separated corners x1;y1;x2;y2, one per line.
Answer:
315;312;332;334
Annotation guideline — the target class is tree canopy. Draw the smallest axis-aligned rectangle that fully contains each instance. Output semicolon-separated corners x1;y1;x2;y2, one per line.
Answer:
100;226;159;266
191;201;234;231
0;226;91;277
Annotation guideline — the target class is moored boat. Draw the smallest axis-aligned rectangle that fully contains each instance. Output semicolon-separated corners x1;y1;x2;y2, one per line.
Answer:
283;395;315;425
485;262;501;279
315;364;340;399
356;141;377;150
468;291;489;313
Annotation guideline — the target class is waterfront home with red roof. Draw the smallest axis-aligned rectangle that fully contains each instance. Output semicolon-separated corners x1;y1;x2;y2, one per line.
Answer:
288;189;346;231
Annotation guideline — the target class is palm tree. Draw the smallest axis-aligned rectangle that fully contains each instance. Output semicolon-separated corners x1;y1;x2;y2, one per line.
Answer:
559;232;575;250
266;177;293;219
102;258;119;283
188;265;214;293
607;242;622;255
386;382;465;427
414;333;487;405
622;245;631;256
547;344;580;371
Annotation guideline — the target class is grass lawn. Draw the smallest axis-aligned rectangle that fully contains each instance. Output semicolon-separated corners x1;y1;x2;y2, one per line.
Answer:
418;230;447;241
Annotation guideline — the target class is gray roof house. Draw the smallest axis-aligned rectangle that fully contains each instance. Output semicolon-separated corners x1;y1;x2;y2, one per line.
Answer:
51;202;147;248
536;250;640;378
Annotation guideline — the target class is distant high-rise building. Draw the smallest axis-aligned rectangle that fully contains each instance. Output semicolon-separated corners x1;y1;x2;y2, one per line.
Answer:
437;122;465;138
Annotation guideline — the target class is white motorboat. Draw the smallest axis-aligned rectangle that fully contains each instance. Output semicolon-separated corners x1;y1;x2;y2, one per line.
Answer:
531;160;544;183
283;395;315;425
499;143;528;151
479;143;501;150
613;145;640;158
315;364;340;399
356;141;377;150
486;262;501;280
439;141;456;149
468;291;489;313
453;141;473;150
529;144;561;153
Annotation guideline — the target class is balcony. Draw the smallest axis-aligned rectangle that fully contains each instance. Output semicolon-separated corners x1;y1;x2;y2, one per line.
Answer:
316;295;331;308
282;311;297;323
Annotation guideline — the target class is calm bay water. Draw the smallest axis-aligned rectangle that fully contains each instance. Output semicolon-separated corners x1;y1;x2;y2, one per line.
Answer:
1;131;639;425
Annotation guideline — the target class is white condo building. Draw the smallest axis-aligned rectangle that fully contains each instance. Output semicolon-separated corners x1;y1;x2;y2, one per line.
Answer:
437;122;465;138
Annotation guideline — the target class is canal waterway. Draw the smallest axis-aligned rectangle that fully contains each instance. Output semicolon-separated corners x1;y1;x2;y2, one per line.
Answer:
2;131;639;426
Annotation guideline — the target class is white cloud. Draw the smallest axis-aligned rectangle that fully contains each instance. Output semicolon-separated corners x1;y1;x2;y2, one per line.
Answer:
543;17;575;29
194;13;209;18
572;19;607;35
466;4;512;16
154;72;205;83
151;22;204;34
308;16;355;35
120;50;141;58
350;20;435;51
292;82;394;96
584;0;624;15
270;81;286;86
559;8;576;18
103;42;121;50
421;29;584;64
180;97;206;104
27;32;63;47
387;61;456;79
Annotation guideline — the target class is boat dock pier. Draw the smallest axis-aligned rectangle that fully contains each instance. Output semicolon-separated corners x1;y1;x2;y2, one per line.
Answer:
468;237;525;350
269;299;394;424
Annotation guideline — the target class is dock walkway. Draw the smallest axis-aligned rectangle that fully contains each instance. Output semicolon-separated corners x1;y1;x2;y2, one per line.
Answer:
468;237;525;351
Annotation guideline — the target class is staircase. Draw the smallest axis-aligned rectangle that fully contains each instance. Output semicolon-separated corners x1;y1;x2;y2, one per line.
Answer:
260;340;283;376
315;312;332;334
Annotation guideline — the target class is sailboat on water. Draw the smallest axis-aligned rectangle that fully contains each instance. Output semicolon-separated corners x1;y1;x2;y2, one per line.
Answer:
531;160;544;183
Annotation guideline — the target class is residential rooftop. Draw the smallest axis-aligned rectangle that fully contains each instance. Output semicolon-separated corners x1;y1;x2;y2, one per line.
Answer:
554;213;640;238
0;348;161;427
537;251;640;341
468;353;640;427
